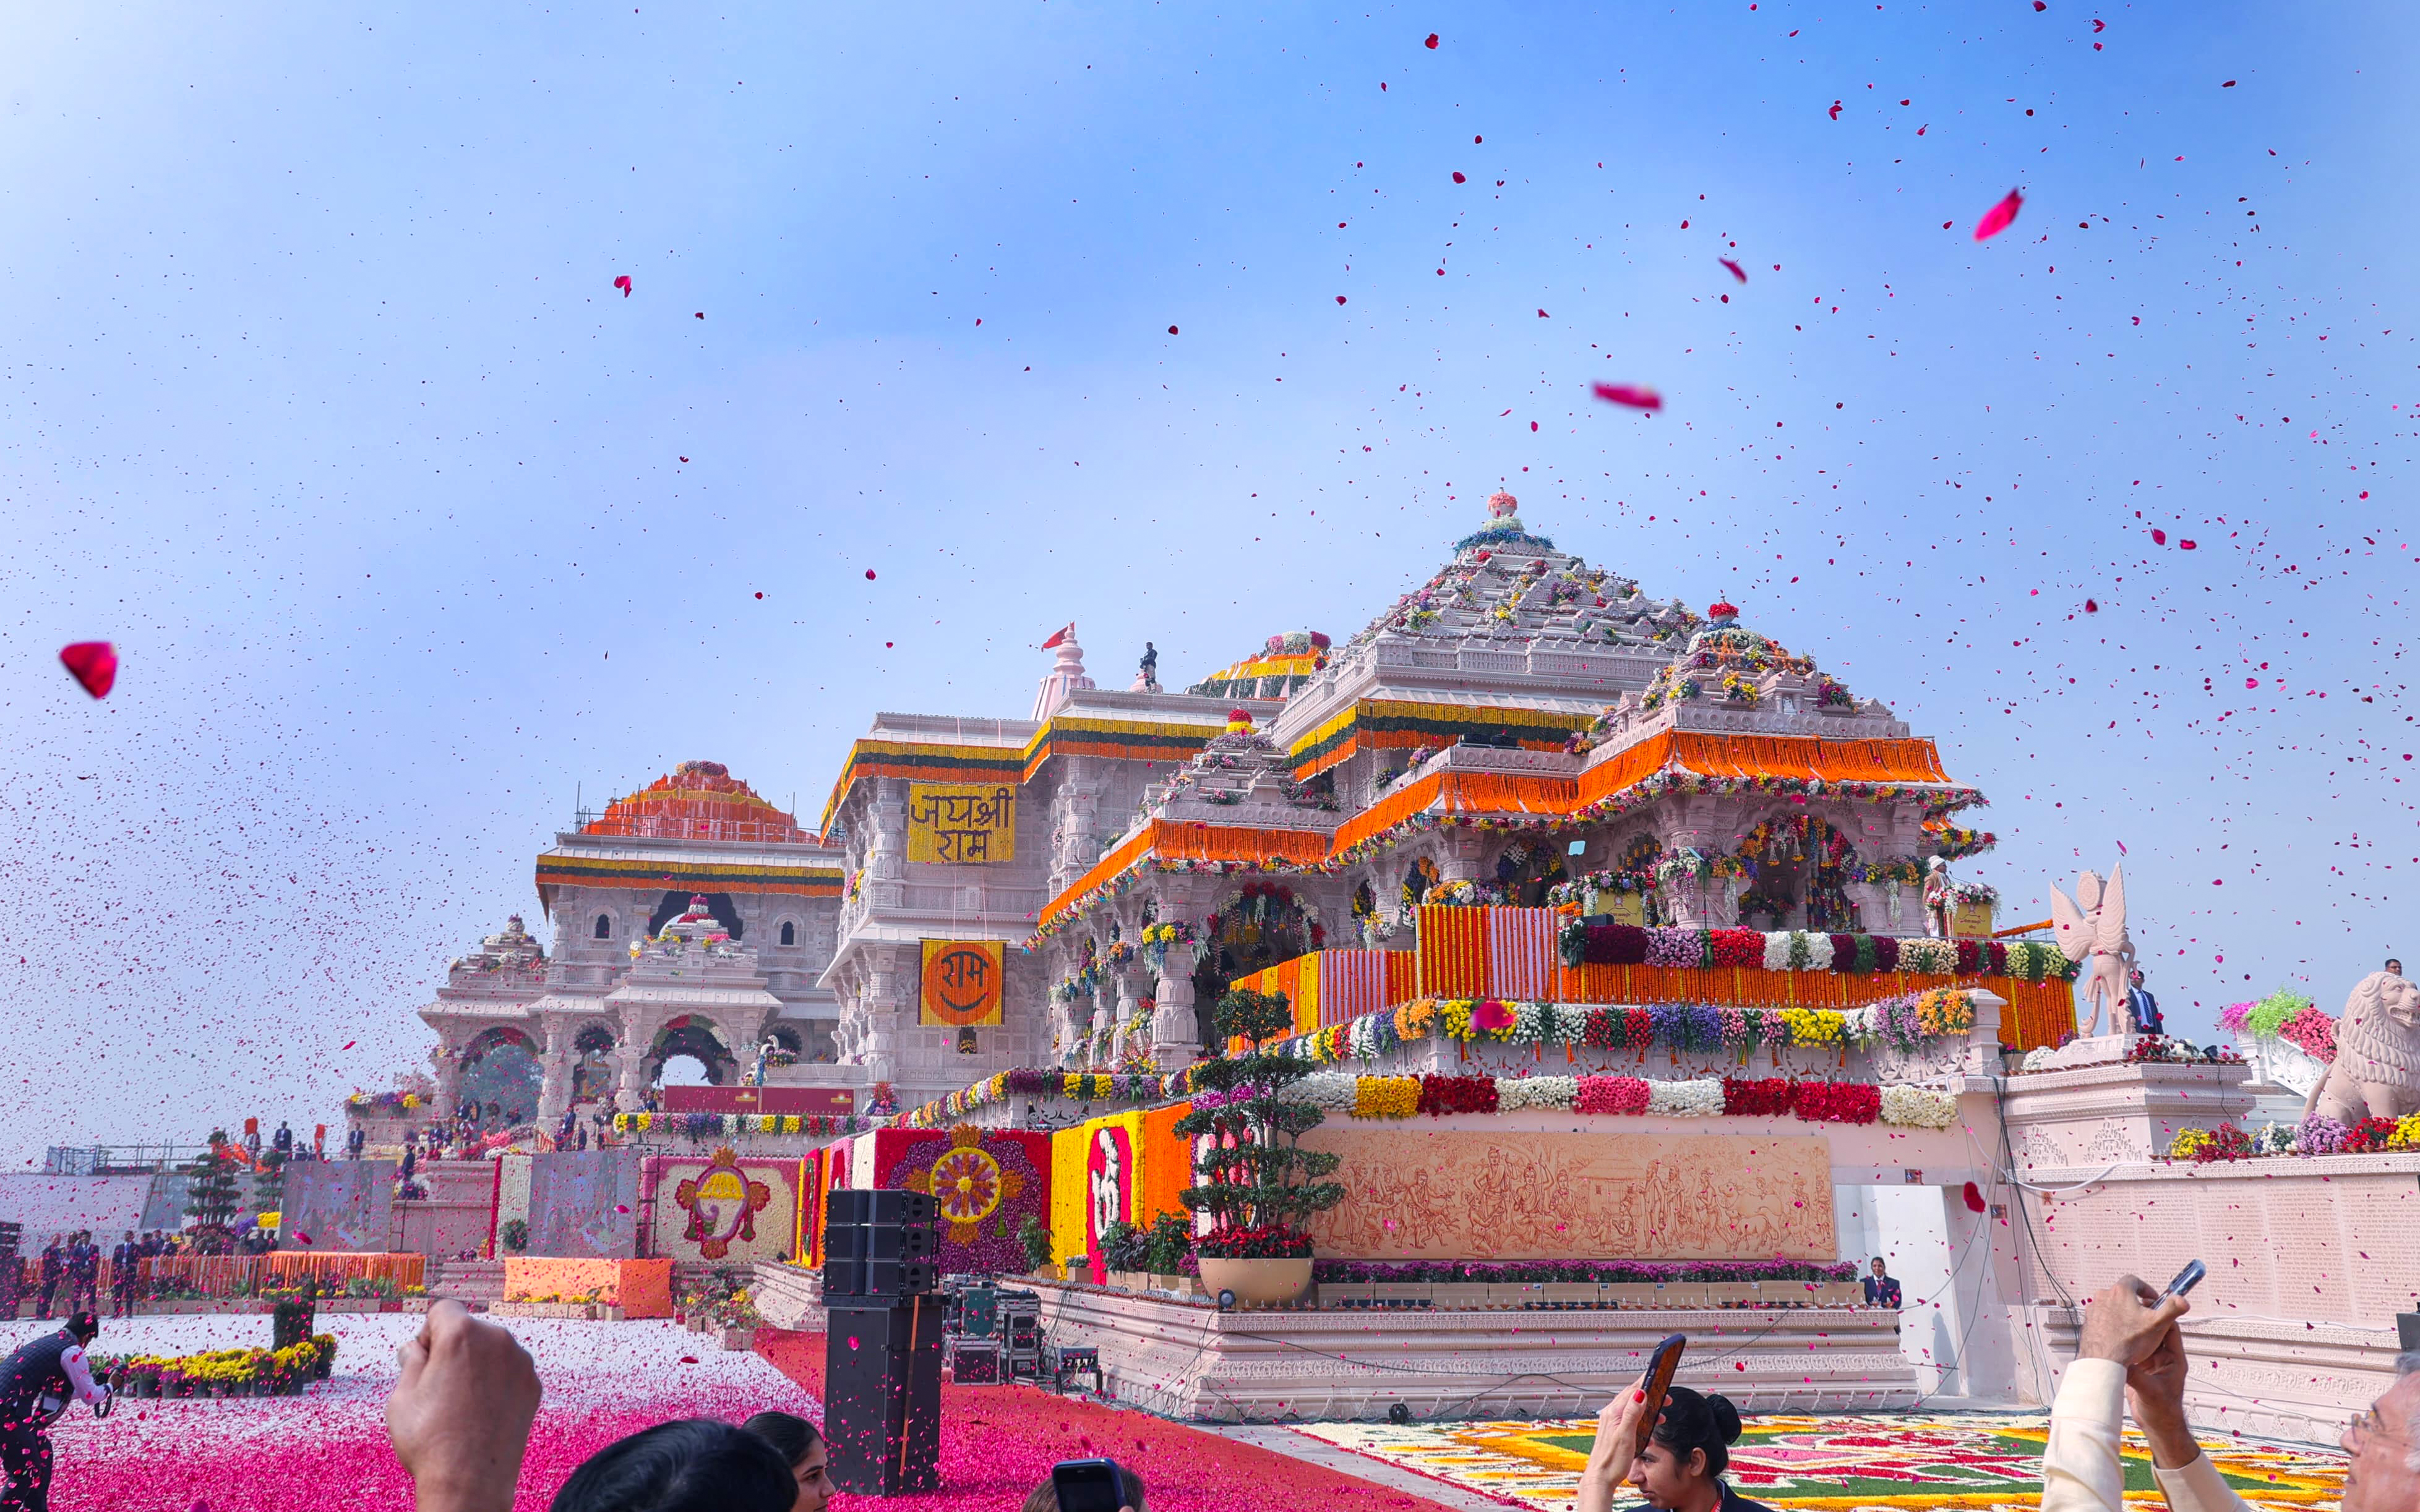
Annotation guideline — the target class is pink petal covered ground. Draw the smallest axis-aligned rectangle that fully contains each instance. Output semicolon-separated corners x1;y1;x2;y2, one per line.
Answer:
757;1329;1456;1512
24;1315;1450;1511
25;1313;815;1511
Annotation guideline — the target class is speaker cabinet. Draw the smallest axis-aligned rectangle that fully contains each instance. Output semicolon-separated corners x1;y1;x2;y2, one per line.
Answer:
824;1298;943;1494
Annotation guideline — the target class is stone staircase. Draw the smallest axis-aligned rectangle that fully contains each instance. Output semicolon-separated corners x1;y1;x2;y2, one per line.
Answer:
429;1259;505;1309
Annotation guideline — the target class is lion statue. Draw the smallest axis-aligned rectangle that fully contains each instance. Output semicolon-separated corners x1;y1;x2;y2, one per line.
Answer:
2302;970;2420;1124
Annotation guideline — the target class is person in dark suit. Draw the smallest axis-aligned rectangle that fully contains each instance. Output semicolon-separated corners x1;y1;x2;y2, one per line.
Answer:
2126;969;2165;1037
1862;1257;1902;1309
32;1241;60;1322
108;1233;139;1320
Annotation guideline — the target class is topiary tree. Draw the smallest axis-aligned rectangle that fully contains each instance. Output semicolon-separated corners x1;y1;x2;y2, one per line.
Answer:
1173;990;1344;1258
182;1133;244;1247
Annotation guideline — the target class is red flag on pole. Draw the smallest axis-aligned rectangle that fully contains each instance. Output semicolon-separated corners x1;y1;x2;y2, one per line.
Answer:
1039;622;1075;649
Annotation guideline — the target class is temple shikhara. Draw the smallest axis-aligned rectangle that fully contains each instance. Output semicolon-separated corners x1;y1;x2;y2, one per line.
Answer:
409;493;2047;1123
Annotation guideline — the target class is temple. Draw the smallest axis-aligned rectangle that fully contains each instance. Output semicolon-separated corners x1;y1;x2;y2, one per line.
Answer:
410;492;2035;1122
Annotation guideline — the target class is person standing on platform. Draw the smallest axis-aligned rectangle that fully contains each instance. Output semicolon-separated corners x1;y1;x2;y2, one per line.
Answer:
1863;1258;1902;1309
32;1242;59;1322
273;1122;293;1160
2126;970;2165;1038
346;1125;365;1160
0;1310;110;1512
65;1237;97;1319
108;1233;138;1320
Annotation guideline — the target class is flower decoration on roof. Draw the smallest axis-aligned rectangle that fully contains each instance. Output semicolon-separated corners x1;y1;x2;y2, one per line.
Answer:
1186;631;1330;699
584;760;813;844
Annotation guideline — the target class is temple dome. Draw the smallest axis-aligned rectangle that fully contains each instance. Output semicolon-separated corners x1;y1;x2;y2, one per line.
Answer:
584;761;813;844
1333;497;1693;660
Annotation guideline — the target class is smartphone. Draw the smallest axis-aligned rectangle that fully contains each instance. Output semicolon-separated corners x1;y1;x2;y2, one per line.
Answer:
1052;1458;1127;1512
2160;1259;2205;1301
1634;1333;1688;1456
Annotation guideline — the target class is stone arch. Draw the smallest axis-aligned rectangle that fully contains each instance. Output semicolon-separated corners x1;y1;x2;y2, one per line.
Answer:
458;1027;541;1125
1491;835;1570;907
1734;811;1861;931
776;917;799;947
1190;880;1315;1043
646;1014;739;1087
569;1023;619;1103
592;912;615;940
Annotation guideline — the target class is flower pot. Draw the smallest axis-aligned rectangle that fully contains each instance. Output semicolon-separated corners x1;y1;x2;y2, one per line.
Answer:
1196;1257;1311;1307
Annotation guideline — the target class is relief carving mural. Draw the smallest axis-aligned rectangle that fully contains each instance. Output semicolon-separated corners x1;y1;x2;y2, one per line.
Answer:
1301;1131;1835;1261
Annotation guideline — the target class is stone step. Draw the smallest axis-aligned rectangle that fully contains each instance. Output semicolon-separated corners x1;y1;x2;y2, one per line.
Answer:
429;1259;505;1303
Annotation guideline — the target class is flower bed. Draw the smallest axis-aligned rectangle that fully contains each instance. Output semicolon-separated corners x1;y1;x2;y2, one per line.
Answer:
108;1335;337;1398
2168;1114;2420;1161
1294;1069;1944;1128
1560;922;2072;983
1263;986;1976;1064
2221;991;2336;1062
611;1111;874;1137
1311;1258;1858;1284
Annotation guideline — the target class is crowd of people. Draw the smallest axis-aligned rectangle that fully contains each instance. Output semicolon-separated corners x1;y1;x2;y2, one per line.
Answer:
19;1226;282;1322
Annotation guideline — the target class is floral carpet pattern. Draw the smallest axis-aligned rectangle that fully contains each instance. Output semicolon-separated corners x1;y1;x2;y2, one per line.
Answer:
1291;1412;2348;1510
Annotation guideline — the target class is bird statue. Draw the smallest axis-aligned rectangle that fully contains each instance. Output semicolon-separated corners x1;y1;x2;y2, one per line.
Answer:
2049;863;2134;1038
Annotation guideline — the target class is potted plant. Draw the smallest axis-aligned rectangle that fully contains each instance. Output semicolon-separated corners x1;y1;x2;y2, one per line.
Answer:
1142;1212;1195;1294
1016;1213;1057;1278
1097;1220;1147;1290
1174;988;1344;1307
499;1218;530;1254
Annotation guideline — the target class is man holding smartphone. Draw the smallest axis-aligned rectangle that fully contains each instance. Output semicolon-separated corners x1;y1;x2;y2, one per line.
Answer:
2044;1273;2420;1511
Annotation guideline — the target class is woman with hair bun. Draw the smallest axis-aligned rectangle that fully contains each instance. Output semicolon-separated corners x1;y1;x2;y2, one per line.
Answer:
1576;1377;1777;1512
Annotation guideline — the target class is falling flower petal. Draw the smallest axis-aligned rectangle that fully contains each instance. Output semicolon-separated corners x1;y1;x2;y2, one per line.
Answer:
1452;171;1466;183
1592;383;1663;411
1718;257;1746;283
612;275;632;296
1827;101;1842;120
1973;188;2024;241
865;569;877;579
59;642;118;699
2152;529;2167;545
1167;325;1179;334
1424;32;1438;48
1963;1181;1987;1213
1335;295;1347;304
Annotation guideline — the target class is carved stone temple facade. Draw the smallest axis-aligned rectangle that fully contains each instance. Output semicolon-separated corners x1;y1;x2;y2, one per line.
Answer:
419;495;1996;1114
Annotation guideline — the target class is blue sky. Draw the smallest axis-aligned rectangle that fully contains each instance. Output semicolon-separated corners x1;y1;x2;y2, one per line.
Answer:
2;2;2414;1153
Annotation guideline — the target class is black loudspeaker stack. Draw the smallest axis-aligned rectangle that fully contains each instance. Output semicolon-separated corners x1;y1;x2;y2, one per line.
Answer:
823;1190;943;1495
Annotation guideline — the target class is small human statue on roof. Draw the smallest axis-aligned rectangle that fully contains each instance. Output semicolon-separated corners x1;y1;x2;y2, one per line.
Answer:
1923;856;1952;938
1134;641;1161;693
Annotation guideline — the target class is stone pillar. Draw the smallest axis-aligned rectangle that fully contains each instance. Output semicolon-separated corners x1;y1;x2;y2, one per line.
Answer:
1150;944;1202;1067
614;1012;650;1112
430;1044;463;1122
1920;1182;2027;1401
1112;968;1145;1061
862;944;907;1083
536;1018;571;1130
1052;758;1102;900
867;779;909;911
1845;881;1886;934
1434;834;1491;885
